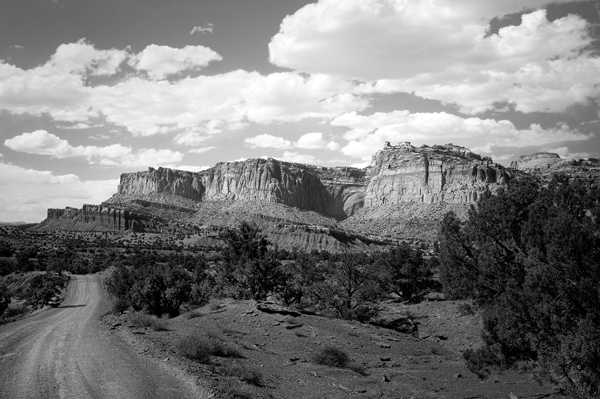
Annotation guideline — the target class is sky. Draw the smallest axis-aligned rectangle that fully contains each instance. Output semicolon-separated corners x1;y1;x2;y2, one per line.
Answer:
1;0;600;222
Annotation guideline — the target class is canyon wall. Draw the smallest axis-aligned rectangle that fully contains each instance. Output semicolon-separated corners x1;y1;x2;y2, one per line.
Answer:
117;159;367;220
364;142;511;206
41;204;159;232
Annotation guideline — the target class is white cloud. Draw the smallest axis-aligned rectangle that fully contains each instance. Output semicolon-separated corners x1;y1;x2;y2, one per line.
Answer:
270;1;600;114
277;151;318;164
4;130;183;167
242;73;369;124
332;111;592;160
244;134;292;149
50;39;128;76
0;162;118;222
188;146;216;154
0;41;369;137
174;131;210;146
171;165;211;172
190;23;214;35
128;44;222;80
296;132;339;150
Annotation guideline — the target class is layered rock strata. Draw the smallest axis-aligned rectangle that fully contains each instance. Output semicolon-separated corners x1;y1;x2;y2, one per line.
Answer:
117;159;367;220
41;204;159;232
510;152;600;181
365;142;511;206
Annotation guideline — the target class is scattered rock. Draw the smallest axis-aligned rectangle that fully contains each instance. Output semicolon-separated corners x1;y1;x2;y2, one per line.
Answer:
370;315;418;335
284;323;303;330
256;302;301;317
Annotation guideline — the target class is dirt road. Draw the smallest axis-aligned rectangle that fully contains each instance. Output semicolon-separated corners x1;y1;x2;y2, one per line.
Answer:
0;275;203;399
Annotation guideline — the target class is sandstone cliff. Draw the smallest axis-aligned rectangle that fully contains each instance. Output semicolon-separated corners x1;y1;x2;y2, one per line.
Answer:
510;152;600;182
115;159;367;220
365;142;511;206
38;204;160;232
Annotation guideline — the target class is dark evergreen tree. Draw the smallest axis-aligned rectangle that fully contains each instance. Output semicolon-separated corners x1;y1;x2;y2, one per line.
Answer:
438;175;600;398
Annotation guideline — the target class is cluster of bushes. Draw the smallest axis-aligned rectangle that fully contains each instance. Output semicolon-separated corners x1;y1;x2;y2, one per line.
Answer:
0;271;69;318
438;175;600;398
211;221;438;321
103;221;437;321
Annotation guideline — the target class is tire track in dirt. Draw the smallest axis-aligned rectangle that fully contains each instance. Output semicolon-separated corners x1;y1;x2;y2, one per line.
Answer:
0;274;209;399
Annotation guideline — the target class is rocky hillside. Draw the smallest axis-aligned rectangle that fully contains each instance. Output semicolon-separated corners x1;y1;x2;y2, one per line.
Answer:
35;142;599;249
511;152;600;181
117;159;366;220
365;142;510;205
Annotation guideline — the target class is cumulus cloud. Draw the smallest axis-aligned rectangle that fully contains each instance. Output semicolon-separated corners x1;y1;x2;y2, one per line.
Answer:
244;132;340;151
170;165;211;172
277;151;318;164
244;134;292;149
332;111;592;160
0;162;118;222
4;130;183;167
188;146;216;154
190;23;214;34
128;44;222;80
49;39;128;76
0;40;369;137
270;0;600;114
296;132;339;150
243;73;369;123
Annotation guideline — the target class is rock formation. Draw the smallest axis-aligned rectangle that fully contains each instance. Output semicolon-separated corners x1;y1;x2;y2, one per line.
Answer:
39;142;600;245
116;159;367;220
39;204;159;232
365;142;511;206
510;152;600;182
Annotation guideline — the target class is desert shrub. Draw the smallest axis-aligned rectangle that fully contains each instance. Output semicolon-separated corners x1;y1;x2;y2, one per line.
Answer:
308;253;384;320
438;175;600;398
111;296;130;314
2;303;28;319
177;334;213;363
220;362;264;387
106;261;191;317
217;222;287;300
312;345;350;368
0;258;15;276
129;313;169;331
0;282;10;317
374;244;438;302
210;340;244;359
0;241;12;257
177;333;244;363
24;272;68;308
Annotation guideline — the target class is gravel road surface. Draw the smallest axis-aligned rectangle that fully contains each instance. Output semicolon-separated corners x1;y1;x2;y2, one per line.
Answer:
0;274;203;399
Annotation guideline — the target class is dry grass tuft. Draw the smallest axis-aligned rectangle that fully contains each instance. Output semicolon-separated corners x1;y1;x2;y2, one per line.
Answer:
129;313;169;331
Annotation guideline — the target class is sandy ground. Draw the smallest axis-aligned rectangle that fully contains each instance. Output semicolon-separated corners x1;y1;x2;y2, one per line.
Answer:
0;275;211;399
107;298;566;399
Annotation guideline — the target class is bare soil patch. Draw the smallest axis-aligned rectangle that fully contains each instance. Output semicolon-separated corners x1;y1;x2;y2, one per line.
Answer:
104;299;565;399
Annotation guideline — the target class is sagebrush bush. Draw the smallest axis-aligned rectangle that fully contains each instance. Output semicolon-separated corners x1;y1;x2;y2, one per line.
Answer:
221;362;264;387
312;345;350;368
129;313;168;331
176;333;244;363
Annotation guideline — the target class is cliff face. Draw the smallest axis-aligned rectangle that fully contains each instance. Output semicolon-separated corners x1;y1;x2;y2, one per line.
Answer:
510;152;600;181
40;204;158;232
117;159;367;220
364;143;511;206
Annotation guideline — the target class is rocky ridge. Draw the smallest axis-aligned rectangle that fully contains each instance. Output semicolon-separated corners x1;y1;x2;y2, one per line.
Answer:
36;143;598;248
117;159;367;220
